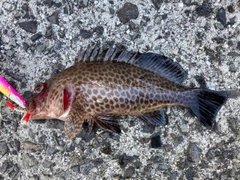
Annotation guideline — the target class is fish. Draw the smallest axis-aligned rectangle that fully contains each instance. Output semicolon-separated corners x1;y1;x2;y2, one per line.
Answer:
22;47;228;140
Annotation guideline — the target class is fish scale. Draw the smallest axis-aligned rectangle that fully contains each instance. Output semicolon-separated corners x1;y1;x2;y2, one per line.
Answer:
22;47;228;140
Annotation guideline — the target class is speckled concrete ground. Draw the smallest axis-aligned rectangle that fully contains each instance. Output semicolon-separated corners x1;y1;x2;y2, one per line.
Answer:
0;0;239;180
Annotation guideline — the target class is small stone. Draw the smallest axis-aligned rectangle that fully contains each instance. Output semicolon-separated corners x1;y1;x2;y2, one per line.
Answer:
22;153;38;169
30;33;43;42
80;29;93;39
151;0;163;10
188;143;202;163
227;5;234;13
141;124;155;134
94;26;104;36
45;26;53;39
47;11;59;24
22;141;44;151
22;42;29;51
3;2;16;11
195;75;207;88
46;146;59;155
42;159;54;169
101;143;112;154
82;163;93;175
185;169;193;180
117;3;139;24
71;165;80;173
35;41;49;52
150;133;162;148
229;64;237;72
236;42;240;50
118;153;135;168
195;5;212;17
216;8;227;27
0;141;9;155
228;51;240;57
19;21;38;33
124;166;135;178
0;161;11;174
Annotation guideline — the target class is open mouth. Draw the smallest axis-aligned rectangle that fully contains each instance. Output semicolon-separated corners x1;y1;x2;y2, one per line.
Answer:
21;111;31;124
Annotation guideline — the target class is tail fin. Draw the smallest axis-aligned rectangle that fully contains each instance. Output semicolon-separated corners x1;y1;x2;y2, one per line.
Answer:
188;89;227;128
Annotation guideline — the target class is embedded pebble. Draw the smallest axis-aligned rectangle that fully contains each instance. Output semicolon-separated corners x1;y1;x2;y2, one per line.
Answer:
0;141;9;155
188;143;202;163
47;11;59;24
19;21;38;33
216;7;227;27
117;3;139;24
3;2;16;11
80;29;93;39
150;133;162;148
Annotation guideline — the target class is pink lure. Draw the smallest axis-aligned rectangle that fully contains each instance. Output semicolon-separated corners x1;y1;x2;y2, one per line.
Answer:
0;76;26;108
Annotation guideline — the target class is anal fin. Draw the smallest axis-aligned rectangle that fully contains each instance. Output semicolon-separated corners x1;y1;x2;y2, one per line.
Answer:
94;114;121;134
137;110;167;126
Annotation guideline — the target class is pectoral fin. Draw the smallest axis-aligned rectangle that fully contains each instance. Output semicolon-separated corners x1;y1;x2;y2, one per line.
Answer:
137;110;167;126
94;114;121;134
64;118;84;140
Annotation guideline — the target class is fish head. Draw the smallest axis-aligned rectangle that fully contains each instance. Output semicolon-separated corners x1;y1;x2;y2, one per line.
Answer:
22;80;73;123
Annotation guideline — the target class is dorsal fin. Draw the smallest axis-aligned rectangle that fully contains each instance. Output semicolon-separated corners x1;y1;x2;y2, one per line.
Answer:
76;46;187;84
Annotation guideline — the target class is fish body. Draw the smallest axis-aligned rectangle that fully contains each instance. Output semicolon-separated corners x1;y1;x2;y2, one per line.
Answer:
23;47;227;139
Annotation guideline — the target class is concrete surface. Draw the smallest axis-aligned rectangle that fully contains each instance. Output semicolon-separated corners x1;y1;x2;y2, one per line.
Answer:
0;0;239;179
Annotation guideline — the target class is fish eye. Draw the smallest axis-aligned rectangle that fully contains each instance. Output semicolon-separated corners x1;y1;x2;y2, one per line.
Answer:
34;83;44;93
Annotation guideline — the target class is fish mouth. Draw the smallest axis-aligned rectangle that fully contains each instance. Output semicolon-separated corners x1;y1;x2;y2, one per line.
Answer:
21;111;31;124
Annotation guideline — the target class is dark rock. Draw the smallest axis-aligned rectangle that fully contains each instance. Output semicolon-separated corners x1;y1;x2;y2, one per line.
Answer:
80;29;93;39
94;26;104;36
22;91;33;99
118;153;135;168
39;135;47;143
53;2;62;8
195;5;212;17
6;71;24;82
109;7;114;15
0;141;9;155
46;146;59;155
0;161;11;173
101;142;112;154
45;26;53;39
124;166;135;178
19;21;38;33
43;0;53;7
187;143;202;163
31;33;43;42
229;64;237;72
93;158;103;166
47;11;59;24
212;37;225;44
228;40;233;46
151;0;163;10
227;5;234;13
169;171;178;180
117;3;139;24
22;42;29;51
150;133;162;148
236;42;240;50
228;51;240;57
185;169;193;180
20;80;27;89
216;8;227;27
194;75;207;88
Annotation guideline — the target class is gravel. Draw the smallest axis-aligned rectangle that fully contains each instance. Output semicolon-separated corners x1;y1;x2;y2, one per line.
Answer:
0;0;239;179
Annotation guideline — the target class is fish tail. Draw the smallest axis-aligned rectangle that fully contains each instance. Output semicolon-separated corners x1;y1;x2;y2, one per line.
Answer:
185;89;227;127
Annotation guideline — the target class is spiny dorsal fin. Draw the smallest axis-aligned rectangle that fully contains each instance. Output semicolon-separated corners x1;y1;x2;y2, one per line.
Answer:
76;46;187;84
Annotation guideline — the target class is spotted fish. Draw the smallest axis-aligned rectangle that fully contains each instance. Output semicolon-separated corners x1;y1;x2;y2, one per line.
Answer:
22;47;228;139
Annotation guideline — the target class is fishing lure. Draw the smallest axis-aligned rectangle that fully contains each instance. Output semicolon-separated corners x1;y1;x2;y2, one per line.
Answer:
0;76;26;108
